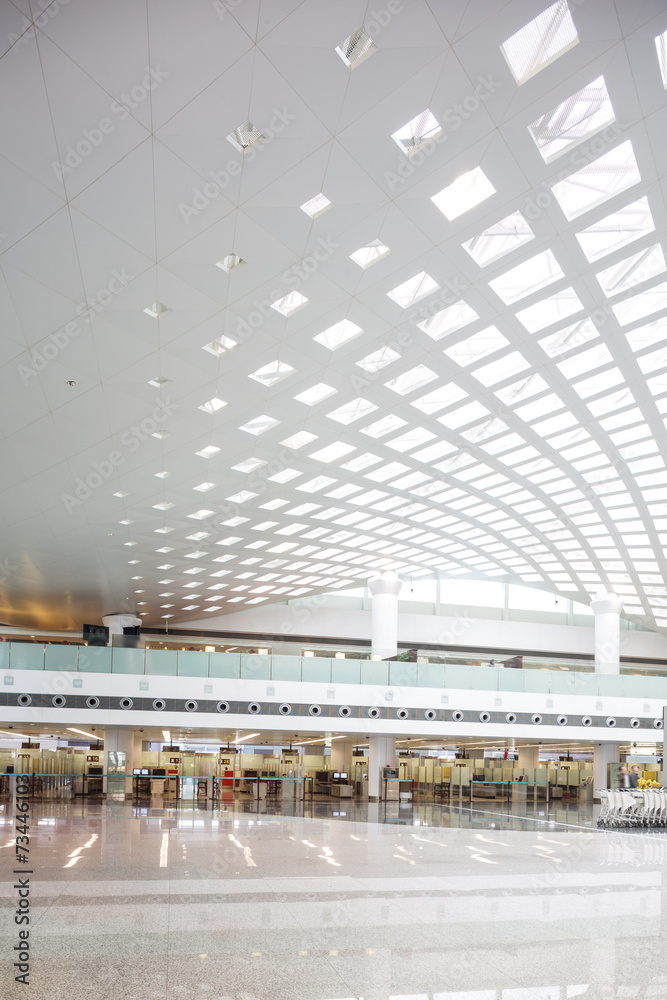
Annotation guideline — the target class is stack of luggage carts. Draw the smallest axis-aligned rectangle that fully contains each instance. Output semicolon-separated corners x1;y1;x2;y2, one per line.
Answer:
597;788;667;827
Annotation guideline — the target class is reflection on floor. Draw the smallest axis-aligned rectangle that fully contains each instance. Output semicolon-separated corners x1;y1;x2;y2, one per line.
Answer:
1;793;667;999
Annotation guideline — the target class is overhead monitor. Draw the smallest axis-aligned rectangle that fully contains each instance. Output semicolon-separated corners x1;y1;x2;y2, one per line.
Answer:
133;768;141;775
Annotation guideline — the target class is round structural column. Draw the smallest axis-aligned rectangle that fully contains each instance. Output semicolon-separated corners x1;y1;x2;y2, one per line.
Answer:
590;589;623;675
594;741;619;797
102;614;141;645
103;727;136;796
368;573;402;659
367;736;396;801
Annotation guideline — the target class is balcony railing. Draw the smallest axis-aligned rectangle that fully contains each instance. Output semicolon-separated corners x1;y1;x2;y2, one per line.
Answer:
3;642;667;700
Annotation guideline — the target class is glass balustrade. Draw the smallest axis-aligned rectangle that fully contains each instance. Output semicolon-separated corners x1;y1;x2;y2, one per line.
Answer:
4;641;667;699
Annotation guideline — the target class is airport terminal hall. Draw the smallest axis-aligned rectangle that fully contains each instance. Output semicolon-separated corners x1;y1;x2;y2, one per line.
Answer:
4;0;667;997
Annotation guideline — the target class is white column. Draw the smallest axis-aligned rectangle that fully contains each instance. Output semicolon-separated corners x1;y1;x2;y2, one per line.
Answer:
330;740;347;772
594;741;619;795
590;588;623;675
518;746;540;769
367;736;396;801
102;614;142;646
368;572;402;659
104;727;136;796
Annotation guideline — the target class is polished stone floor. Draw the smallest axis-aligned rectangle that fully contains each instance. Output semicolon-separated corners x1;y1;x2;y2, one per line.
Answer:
2;793;667;999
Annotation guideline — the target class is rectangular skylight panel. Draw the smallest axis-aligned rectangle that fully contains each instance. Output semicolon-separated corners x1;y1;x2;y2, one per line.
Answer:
309;441;356;463
326;397;378;424
538;318;599;357
198;396;227;414
294;383;337;406
501;0;578;85
300;193;331;218
495;373;548;405
625;318;667;352
443;326;509;367
387;271;439;308
248;360;295;386
232;457;266;473
460;417;509;443
529;76;615;163
595;244;666;297
203;335;237;357
431;167;495;220
239;414;280;435
575;197;655;262
350;239;390;268
365;462;410;483
515;286;583;332
385;427;436;452
356;347;400;373
296;476;337;493
418;301;478;340
656;30;667;88
488;249;564;304
411;440;457;463
384;364;438;395
281;430;318;449
411;383;468;414
438;400;490;429
267;468;301;483
360;414;406;437
557;343;614;379
341;452;382;472
573;366;624;398
391;108;442;156
271;291;308;316
471;351;531;386
462;211;535;267
551;140;641;220
611;280;667;325
314;319;363;350
335;26;377;68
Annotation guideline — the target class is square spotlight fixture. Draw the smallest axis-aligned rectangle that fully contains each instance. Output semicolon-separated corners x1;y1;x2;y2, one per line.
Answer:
143;302;170;318
271;291;308;316
226;120;264;152
335;26;377;68
392;109;442;156
216;254;245;272
300;193;331;219
431;167;495;220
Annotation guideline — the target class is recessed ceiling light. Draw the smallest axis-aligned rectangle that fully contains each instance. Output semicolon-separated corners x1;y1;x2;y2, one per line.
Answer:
157;564;174;570
154;470;170;479
143;302;170;318
152;430;169;440
127;559;140;565
193;481;216;492
152;501;175;511
148;375;171;387
113;491;129;498
248;360;295;386
124;541;137;547
199;397;227;414
196;445;220;458
335;26;377;68
156;546;174;553
203;335;237;358
391;108;442;156
281;431;318;449
226;120;264;152
188;509;215;520
271;292;308;316
216;254;245;272
300;193;331;219
186;531;210;541
431;167;495;220
119;519;134;525
349;239;390;268
154;526;174;534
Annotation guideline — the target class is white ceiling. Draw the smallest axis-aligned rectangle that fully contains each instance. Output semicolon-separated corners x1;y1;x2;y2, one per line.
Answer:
2;0;667;632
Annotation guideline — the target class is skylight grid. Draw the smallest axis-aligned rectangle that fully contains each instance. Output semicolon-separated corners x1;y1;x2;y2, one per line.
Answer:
515;287;584;332
327;397;378;424
551;140;641;220
387;272;439;308
462;212;535;267
529;76;615;163
248;360;295;386
384;365;438;395
356;347;400;373
575;197;655;262
501;2;579;85
418;301;478;340
314;319;363;350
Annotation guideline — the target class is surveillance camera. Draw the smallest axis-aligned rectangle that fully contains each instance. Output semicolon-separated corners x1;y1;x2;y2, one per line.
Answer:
139;729;144;733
